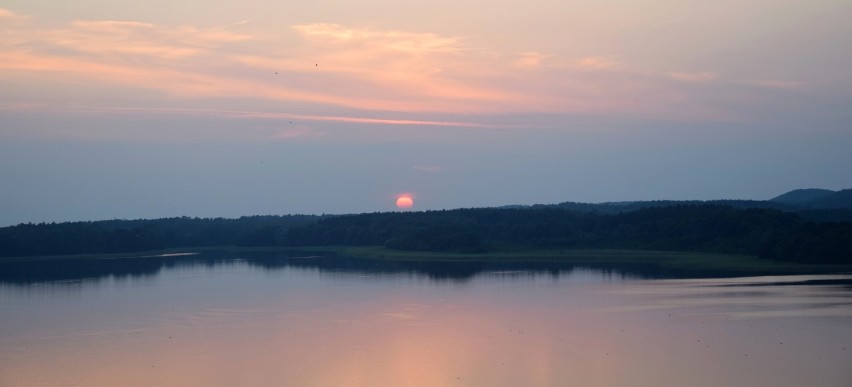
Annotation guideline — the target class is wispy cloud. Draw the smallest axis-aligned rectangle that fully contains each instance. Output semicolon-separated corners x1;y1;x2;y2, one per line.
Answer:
513;52;548;68
575;56;620;70
292;23;462;53
0;7;27;21
289;23;515;111
51;19;253;58
1;104;499;128
0;8;822;128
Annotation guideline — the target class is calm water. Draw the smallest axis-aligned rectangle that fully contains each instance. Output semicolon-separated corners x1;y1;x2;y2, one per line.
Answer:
1;251;851;386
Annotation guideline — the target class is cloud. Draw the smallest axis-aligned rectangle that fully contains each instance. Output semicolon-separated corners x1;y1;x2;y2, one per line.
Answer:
56;23;201;58
3;16;517;114
71;20;157;31
291;23;462;53
0;7;27;21
1;104;499;129
513;52;548;68
0;12;826;129
49;19;254;59
284;23;521;112
0;12;700;119
575;56;619;70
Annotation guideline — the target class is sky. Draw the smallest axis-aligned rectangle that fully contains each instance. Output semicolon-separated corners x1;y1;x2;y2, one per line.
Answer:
1;0;851;226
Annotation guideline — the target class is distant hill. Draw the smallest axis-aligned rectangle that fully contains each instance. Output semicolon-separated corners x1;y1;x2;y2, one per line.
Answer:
545;200;795;214
496;188;852;221
771;188;852;210
771;189;836;205
810;189;852;209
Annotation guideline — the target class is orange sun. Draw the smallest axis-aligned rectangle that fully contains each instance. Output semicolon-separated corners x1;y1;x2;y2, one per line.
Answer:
396;195;414;209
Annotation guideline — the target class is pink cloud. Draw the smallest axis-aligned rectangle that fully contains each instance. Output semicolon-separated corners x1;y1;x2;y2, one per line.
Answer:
0;13;793;125
291;23;462;53
2;104;500;129
4;16;518;114
575;56;620;70
513;52;548;68
0;7;27;21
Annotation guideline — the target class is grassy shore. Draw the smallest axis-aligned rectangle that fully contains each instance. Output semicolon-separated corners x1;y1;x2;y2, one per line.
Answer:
0;246;236;263
2;245;850;277
308;246;852;276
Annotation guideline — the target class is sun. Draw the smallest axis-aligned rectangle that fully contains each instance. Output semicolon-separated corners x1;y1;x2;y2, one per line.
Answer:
396;195;414;209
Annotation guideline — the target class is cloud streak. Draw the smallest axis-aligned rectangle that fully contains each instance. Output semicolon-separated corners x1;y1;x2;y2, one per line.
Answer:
0;104;499;128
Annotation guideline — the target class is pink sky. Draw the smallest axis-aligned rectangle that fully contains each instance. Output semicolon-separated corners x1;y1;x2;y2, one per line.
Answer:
1;1;851;224
4;1;848;133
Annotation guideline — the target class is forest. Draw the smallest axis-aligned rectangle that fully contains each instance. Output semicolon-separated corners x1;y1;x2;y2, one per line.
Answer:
0;215;318;258
285;206;852;264
1;204;851;264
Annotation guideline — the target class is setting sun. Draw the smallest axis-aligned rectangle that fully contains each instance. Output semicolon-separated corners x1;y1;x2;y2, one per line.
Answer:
396;195;414;209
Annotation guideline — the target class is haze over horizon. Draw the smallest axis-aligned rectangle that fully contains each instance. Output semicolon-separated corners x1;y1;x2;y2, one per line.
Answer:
2;1;851;226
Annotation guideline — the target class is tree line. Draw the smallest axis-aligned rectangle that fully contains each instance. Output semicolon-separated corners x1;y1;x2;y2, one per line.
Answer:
1;206;850;265
0;215;318;257
284;206;852;264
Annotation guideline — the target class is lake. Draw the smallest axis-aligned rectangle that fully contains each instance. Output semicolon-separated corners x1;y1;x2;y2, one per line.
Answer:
2;250;851;386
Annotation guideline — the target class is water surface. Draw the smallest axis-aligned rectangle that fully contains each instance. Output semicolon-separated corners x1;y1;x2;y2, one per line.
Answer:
1;251;851;386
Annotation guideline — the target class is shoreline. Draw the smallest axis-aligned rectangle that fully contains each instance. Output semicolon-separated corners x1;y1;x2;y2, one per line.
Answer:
329;246;852;276
2;245;851;277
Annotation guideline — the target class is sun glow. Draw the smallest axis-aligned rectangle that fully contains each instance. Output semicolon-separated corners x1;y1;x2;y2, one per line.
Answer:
395;195;414;209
